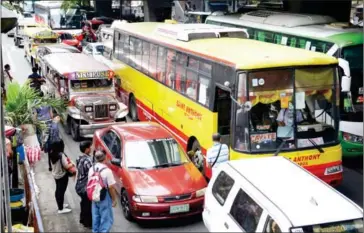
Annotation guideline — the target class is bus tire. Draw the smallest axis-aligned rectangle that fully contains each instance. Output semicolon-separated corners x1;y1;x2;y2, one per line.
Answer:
191;139;205;175
129;95;138;122
70;119;81;141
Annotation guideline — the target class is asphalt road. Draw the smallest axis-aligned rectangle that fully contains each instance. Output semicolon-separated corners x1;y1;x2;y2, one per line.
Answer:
2;34;362;231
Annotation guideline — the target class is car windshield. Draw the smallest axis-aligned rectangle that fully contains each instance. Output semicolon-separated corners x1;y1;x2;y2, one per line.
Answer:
63;33;73;40
94;45;105;54
23;13;32;18
124;138;189;169
234;67;339;153
70;79;112;91
340;45;363;121
50;8;82;29
33;38;58;44
290;219;363;232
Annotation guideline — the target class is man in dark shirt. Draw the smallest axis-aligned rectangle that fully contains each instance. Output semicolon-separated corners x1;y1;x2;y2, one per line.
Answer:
28;67;45;93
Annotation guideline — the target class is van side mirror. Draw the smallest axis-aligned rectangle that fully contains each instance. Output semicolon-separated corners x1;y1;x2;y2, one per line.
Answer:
341;75;351;92
111;158;122;167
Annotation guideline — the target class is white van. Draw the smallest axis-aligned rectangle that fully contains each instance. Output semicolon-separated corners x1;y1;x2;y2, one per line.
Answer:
203;157;363;232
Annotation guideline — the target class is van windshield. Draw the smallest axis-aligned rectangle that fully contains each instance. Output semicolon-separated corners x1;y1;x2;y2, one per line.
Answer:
290;219;363;232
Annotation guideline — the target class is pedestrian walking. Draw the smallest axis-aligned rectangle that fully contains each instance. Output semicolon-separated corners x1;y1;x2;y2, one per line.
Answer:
75;141;93;228
3;64;13;91
88;150;117;233
49;139;72;214
206;133;229;179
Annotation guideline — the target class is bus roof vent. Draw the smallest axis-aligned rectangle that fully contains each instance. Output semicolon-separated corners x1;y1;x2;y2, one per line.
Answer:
155;23;248;42
240;10;336;27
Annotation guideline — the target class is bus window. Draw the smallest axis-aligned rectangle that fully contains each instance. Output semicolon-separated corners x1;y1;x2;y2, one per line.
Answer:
289;37;297;47
199;61;212;76
149;43;158;79
117;33;125;61
129;37;136;67
176;52;187;93
186;70;198;100
134;38;142;70
198;76;210;106
187;57;199;71
123;35;130;63
142;41;150;75
274;33;282;44
298;38;307;49
166;49;176;88
157;46;167;83
114;32;119;58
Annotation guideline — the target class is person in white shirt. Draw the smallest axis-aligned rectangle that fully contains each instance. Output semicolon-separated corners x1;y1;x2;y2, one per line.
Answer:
186;84;197;99
206;133;229;175
277;102;304;126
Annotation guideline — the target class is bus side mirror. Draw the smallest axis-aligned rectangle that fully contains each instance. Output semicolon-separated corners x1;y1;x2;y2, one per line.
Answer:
341;75;351;92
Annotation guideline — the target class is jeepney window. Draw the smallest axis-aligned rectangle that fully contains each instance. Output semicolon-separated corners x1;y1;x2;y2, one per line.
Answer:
70;79;113;90
198;76;210;106
134;38;142;70
157;46;167;83
166;49;176;88
149;43;158;79
176;52;187;93
186;70;198;100
141;41;150;75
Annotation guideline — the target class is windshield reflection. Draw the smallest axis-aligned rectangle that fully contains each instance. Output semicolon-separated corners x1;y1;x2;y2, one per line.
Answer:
234;67;339;153
125;138;189;169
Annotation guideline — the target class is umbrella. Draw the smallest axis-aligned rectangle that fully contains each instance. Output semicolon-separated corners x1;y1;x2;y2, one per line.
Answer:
1;6;18;33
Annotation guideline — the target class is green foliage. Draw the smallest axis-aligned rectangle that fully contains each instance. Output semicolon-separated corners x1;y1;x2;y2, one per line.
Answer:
61;0;79;12
4;81;66;130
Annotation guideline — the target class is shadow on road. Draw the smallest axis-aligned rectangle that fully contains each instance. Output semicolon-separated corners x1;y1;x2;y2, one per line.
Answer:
343;156;363;174
137;214;204;229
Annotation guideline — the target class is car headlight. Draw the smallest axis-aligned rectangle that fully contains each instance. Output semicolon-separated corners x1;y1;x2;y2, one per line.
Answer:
324;165;343;175
343;132;363;143
109;104;117;111
196;188;206;198
132;195;158;203
85;106;93;112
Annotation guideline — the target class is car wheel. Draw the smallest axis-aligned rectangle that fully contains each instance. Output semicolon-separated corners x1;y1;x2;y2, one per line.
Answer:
121;189;133;221
64;118;71;135
14;38;18;46
70;119;81;141
129;95;138;122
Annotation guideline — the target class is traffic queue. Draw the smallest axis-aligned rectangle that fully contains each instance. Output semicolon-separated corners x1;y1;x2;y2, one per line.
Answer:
10;18;363;232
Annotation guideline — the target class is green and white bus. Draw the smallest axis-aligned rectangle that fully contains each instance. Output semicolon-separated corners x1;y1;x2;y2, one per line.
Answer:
206;11;363;158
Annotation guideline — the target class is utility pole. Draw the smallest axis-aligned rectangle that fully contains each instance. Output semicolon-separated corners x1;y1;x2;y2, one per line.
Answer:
119;0;123;19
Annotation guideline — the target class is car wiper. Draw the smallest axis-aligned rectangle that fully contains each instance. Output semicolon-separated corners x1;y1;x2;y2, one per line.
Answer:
308;138;324;153
153;162;183;168
127;166;147;170
274;140;287;156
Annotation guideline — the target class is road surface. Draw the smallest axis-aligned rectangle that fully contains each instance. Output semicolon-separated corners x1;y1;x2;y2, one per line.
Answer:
2;34;362;231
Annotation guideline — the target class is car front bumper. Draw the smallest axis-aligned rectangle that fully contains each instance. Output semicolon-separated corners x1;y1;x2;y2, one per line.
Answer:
79;121;125;138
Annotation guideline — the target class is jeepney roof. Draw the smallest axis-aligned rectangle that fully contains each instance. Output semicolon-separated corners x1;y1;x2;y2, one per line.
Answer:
38;44;80;53
24;27;58;38
43;53;111;75
225;157;363;226
114;22;338;69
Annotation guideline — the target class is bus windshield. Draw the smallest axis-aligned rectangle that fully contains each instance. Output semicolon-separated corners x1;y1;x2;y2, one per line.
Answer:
340;45;363;122
50;8;82;29
290;219;363;232
234;67;339;153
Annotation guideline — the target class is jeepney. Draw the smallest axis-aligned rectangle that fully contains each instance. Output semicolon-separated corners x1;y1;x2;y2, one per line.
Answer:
14;19;48;48
23;27;58;68
41;53;128;141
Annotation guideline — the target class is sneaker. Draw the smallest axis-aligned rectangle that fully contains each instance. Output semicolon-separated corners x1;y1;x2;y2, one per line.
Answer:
58;208;72;214
63;204;69;208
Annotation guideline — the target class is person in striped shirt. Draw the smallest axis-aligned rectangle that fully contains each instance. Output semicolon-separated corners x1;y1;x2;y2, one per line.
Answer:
206;133;229;174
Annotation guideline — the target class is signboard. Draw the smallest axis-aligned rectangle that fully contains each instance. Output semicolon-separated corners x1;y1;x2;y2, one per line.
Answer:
250;133;276;144
34;30;58;38
66;70;114;80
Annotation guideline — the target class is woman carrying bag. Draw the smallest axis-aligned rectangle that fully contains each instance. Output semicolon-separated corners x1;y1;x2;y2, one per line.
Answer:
49;139;76;214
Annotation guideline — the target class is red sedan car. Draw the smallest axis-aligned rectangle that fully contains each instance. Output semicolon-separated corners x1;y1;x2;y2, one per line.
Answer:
57;32;82;51
92;122;207;221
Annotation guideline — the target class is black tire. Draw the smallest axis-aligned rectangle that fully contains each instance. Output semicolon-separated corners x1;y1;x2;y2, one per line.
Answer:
14;38;18;47
70;119;81;141
120;189;133;221
192;139;205;175
129;95;138;122
64;118;71;135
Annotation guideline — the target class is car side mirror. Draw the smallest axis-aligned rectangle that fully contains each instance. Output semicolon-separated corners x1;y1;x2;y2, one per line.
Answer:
111;158;122;167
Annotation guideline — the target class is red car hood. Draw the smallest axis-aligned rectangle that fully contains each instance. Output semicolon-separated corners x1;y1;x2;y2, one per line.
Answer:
62;39;79;46
126;162;206;196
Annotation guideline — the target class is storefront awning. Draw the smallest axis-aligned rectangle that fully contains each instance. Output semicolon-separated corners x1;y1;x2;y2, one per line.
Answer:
1;6;18;33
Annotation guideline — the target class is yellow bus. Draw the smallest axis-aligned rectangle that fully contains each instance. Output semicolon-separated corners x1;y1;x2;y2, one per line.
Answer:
23;27;58;68
113;22;343;186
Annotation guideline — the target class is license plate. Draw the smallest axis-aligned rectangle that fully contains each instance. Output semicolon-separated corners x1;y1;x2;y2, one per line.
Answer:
170;204;190;214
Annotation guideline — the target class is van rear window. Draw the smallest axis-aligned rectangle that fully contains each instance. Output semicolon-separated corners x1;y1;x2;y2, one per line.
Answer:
290;219;363;233
212;171;235;205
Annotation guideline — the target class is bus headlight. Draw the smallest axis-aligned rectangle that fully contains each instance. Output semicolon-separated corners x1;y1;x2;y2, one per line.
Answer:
324;165;343;175
343;132;363;143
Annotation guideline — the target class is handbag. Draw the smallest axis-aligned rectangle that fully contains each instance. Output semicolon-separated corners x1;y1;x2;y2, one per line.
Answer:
61;153;77;177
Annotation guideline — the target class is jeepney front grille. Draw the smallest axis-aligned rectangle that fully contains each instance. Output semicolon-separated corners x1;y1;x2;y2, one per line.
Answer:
94;104;109;119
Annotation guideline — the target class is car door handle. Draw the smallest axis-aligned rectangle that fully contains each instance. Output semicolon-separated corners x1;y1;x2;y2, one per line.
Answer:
224;222;229;229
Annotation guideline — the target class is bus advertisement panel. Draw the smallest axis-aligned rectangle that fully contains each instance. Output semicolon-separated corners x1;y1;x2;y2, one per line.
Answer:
205;12;363;158
111;22;343;186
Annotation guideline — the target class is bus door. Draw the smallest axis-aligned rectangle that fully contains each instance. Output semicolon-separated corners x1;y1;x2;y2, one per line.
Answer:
214;84;231;145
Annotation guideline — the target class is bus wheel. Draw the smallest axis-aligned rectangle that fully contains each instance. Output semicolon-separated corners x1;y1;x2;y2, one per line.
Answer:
191;139;205;175
70;119;81;141
129;95;138;122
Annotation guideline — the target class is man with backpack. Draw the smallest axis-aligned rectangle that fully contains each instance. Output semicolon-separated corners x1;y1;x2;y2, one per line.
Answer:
75;141;93;229
87;150;117;232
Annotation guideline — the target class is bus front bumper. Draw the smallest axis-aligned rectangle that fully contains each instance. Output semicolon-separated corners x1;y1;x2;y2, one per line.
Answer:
304;161;343;187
